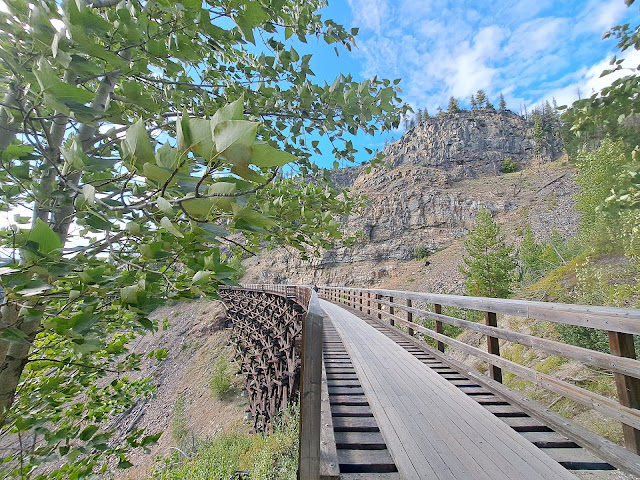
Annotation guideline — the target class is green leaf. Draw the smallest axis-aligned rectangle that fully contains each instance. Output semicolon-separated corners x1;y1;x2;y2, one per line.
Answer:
125;120;155;166
79;425;99;441
177;112;191;152
214;120;258;155
192;270;211;284
83;184;96;204
160;216;184;238
143;163;172;184
120;285;138;304
211;96;244;129
156;197;174;215
34;59;94;104
231;163;264;183
1;328;29;344
29;218;62;255
182;197;216;217
155;144;179;170
188;118;216;159
250;144;297;168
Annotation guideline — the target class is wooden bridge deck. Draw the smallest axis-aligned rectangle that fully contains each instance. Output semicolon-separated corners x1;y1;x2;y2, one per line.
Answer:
320;299;579;480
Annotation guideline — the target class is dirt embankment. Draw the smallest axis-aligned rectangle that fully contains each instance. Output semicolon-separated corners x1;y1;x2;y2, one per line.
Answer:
109;299;248;479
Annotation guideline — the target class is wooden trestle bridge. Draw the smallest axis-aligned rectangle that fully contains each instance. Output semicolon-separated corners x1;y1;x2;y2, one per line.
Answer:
219;285;640;479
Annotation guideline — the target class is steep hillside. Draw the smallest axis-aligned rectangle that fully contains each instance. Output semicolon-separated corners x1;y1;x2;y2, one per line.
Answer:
244;110;576;291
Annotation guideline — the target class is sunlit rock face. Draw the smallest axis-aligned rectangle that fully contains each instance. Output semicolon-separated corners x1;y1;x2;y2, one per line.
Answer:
244;110;572;290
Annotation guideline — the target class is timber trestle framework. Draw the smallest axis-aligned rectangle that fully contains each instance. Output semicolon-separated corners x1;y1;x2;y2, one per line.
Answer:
219;286;305;432
220;285;325;479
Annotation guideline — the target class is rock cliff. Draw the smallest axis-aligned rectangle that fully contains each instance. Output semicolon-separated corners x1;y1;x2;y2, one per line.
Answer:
243;110;576;292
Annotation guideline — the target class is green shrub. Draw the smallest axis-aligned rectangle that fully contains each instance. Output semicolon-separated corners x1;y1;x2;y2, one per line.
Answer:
210;355;233;400
152;404;299;480
500;158;519;173
413;245;430;260
171;394;193;453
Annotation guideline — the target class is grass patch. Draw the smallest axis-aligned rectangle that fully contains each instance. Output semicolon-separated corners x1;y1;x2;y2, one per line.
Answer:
152;405;299;480
171;394;195;454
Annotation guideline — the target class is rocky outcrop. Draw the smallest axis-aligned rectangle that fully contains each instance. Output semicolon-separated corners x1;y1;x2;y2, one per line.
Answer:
243;110;575;291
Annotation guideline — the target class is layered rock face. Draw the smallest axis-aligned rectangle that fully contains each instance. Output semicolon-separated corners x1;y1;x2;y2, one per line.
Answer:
243;110;572;289
382;109;561;176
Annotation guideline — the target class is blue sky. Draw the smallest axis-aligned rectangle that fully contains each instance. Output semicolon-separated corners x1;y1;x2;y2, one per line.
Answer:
303;0;639;167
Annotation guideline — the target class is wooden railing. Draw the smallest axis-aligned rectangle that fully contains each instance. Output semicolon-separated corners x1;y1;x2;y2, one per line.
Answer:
224;284;327;480
319;286;640;457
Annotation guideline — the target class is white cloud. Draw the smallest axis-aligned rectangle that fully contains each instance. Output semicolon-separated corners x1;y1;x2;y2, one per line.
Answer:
504;17;567;58
345;0;636;116
447;26;505;98
346;0;389;34
575;0;628;35
538;49;640;107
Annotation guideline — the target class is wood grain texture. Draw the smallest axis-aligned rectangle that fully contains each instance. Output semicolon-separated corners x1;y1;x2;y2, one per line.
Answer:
320;300;577;480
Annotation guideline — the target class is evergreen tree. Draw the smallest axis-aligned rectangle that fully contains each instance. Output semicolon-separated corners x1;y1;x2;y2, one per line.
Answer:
475;90;487;108
437;106;445;118
448;96;461;113
459;208;516;298
542;100;555;133
404;115;409;130
486;100;495;110
409;119;416;129
518;226;545;284
470;95;477;109
423;107;430;118
532;110;544;155
499;94;507;110
416;108;423;124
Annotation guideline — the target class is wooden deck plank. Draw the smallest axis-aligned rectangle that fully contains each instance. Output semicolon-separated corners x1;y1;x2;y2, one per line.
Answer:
320;300;577;480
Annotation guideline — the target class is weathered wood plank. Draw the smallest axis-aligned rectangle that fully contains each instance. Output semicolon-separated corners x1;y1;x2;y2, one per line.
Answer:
379;309;640;431
337;449;397;473
365;309;640;477
322;286;640;334
609;331;640;454
321;300;578;480
298;292;324;480
373;297;640;379
320;360;340;480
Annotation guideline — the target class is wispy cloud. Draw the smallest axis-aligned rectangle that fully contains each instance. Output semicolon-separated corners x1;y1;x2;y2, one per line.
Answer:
345;0;637;113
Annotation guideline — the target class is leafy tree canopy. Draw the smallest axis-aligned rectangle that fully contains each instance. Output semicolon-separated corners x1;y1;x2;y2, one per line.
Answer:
0;0;407;477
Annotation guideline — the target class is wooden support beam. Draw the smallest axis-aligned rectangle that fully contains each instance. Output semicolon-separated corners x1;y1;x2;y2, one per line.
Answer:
389;296;395;326
377;294;382;320
407;299;414;336
434;304;444;352
609;331;640;454
485;311;502;383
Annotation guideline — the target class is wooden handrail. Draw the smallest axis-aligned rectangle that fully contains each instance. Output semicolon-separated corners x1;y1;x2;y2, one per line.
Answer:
320;285;640;455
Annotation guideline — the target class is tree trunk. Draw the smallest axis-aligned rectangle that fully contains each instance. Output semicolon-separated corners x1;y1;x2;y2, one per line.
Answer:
0;86;20;151
0;305;41;427
0;70;119;425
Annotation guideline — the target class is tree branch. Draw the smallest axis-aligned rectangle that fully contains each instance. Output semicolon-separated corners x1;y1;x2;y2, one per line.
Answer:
27;357;123;373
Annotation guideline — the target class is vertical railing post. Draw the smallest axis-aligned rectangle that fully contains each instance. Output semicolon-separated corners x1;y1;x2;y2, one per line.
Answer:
434;304;444;352
609;331;640;454
367;292;371;315
389;296;395;327
298;292;323;480
407;299;414;336
484;311;502;383
377;294;382;320
359;290;363;311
